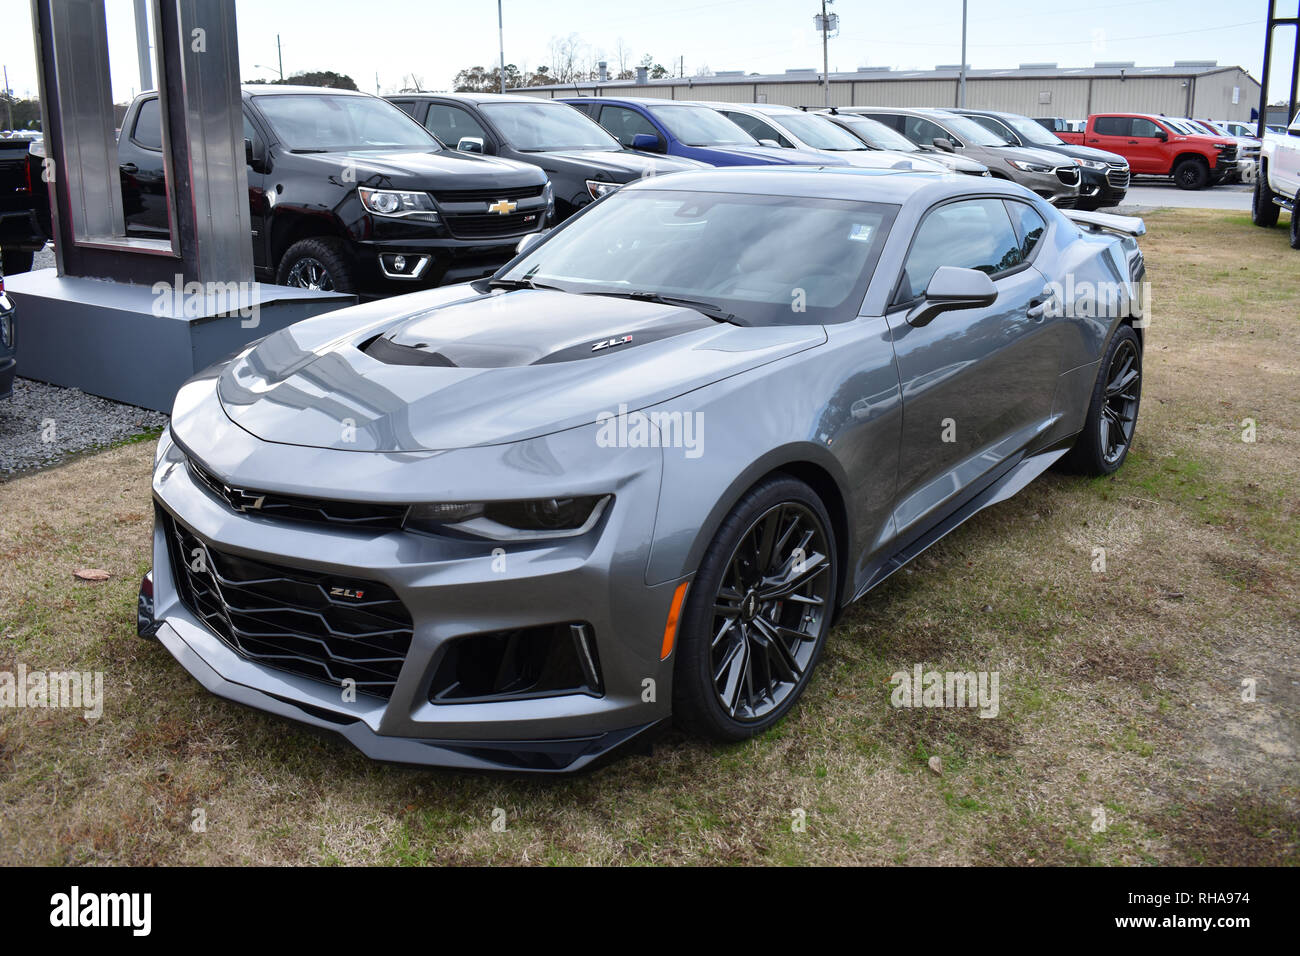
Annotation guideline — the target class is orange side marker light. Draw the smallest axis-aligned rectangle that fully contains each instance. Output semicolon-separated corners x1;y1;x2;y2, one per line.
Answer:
660;581;690;661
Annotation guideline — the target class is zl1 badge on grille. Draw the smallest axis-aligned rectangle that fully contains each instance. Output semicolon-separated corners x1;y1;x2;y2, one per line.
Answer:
330;587;366;601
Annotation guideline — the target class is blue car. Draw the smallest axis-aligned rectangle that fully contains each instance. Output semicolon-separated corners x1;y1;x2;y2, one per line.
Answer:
561;96;848;168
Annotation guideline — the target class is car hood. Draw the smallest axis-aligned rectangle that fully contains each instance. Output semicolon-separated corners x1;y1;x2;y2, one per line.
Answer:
694;144;848;166
216;288;826;452
921;149;988;173
539;149;705;181
990;144;1076;168
1035;142;1127;165
293;147;546;189
814;149;941;171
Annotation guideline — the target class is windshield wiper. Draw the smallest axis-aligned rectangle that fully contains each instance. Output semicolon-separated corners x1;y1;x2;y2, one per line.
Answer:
487;276;566;292
584;290;744;325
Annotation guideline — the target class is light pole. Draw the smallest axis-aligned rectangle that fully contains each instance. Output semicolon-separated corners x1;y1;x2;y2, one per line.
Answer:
256;35;284;82
498;1;506;93
817;0;837;110
959;0;968;107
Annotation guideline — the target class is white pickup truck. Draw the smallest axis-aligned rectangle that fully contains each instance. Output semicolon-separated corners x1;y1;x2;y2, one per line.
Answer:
1253;112;1300;248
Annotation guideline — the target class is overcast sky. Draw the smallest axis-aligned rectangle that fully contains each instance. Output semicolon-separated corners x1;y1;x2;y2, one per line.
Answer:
0;0;1294;104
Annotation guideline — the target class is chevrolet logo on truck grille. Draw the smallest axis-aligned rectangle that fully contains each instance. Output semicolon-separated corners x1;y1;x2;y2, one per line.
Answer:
487;199;518;215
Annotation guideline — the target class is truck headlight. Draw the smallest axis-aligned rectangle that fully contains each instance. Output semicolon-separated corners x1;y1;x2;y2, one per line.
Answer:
358;187;438;220
405;495;611;540
1074;158;1108;171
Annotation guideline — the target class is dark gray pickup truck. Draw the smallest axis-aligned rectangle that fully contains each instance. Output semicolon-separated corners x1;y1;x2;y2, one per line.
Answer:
0;136;49;274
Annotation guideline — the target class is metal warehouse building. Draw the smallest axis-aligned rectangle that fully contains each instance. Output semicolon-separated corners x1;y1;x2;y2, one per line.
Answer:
520;61;1262;121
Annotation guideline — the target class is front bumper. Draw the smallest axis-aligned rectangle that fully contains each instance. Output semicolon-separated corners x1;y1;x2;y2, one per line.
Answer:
146;412;681;773
0;295;14;400
351;235;537;295
1013;166;1080;206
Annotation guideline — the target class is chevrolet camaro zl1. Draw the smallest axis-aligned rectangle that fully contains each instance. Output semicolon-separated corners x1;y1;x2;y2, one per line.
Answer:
140;167;1146;772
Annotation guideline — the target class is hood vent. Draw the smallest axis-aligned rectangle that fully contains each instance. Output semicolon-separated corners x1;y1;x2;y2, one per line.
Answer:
363;335;458;367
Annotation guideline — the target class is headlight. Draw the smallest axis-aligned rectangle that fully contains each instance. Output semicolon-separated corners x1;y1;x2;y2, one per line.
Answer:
405;495;611;540
154;426;174;466
1075;158;1108;171
357;187;438;219
1007;159;1052;173
585;179;621;200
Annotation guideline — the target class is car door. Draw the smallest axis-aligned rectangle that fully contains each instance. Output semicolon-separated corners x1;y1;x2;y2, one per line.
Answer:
596;104;665;151
243;111;270;273
421;102;492;152
118;96;170;238
885;197;1059;536
1085;115;1135;163
1273;117;1300;196
1126;118;1170;174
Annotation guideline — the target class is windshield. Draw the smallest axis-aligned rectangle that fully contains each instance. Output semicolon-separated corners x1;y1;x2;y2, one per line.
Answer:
649;105;757;146
776;112;868;150
254;94;440;151
1000;114;1064;147
838;116;921;152
936;113;1014;146
480;101;621;152
497;188;897;326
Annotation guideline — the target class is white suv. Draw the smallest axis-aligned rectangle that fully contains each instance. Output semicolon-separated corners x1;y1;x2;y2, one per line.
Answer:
1254;112;1300;248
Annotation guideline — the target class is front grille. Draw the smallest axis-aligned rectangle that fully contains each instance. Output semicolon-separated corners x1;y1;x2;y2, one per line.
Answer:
188;457;408;532
1055;166;1081;187
1106;164;1130;189
1217;144;1238;163
164;512;414;699
432;184;545;204
443;210;542;239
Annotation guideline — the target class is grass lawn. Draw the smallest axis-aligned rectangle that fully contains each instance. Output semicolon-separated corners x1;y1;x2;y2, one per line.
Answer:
1;208;1297;865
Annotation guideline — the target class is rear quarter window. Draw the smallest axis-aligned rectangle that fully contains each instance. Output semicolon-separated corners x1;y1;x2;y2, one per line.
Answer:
132;98;163;150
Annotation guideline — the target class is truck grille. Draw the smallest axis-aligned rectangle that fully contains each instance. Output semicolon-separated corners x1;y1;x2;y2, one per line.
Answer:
1106;164;1130;189
443;209;542;239
164;512;414;699
433;184;545;204
188;457;408;531
1054;166;1081;187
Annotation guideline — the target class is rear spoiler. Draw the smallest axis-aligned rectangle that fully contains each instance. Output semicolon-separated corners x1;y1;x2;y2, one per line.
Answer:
1063;209;1146;238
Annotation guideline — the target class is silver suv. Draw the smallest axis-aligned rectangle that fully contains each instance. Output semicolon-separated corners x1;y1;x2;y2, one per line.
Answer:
845;107;1081;206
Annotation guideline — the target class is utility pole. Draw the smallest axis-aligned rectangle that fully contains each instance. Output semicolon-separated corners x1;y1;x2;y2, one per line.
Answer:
959;0;968;107
2;66;13;132
498;0;506;93
277;34;284;83
821;0;831;109
132;0;152;91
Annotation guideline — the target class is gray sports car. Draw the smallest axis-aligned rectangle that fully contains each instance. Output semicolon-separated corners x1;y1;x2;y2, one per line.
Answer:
141;167;1147;772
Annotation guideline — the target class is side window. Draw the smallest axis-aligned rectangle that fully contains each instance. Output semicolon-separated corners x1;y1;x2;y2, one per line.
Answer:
132;98;163;150
970;115;1010;140
898;199;1023;302
1131;118;1162;138
1004;201;1047;260
599;105;658;147
423;104;487;147
906;116;956;148
870;113;905;133
390;100;417;117
1092;116;1131;137
724;112;789;146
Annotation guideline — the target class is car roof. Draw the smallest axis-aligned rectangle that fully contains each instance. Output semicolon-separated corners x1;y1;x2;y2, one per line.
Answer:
623;165;1027;205
392;91;570;106
692;101;800;115
848;106;967;122
241;84;370;97
558;96;709;107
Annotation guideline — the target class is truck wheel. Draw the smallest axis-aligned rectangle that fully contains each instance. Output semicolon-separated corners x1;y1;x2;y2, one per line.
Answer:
1173;157;1209;190
277;238;355;294
1;248;34;274
1290;199;1300;250
1252;170;1280;227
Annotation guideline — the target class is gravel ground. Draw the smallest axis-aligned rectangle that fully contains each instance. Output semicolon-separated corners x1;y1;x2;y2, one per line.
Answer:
0;377;167;481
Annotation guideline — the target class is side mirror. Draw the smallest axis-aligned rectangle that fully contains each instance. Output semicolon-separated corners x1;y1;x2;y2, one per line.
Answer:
515;230;550;256
631;132;662;152
244;137;254;166
906;266;998;328
458;137;485;154
932;137;955;152
1155;130;1168;142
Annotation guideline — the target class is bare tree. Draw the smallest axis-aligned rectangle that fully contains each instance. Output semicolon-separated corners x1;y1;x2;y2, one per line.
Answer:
615;38;633;79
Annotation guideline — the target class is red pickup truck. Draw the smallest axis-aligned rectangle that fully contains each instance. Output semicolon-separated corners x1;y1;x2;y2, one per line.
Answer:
1058;114;1238;190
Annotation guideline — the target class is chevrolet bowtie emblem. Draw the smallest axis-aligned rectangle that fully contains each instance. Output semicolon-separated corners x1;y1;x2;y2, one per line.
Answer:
223;484;266;512
487;199;517;215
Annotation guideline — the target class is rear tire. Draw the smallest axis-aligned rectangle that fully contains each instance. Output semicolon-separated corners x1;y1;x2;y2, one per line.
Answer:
1062;325;1143;476
276;238;356;294
1253;170;1280;227
672;476;838;742
1290;199;1300;250
1;248;34;274
1173;157;1209;191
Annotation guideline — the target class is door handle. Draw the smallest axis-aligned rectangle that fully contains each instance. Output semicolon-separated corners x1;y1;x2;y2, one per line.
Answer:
1127;140;1138;145
1027;298;1047;322
119;163;138;174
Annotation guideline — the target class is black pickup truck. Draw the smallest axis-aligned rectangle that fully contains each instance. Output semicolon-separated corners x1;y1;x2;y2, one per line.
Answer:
388;92;702;222
0;135;50;274
117;86;552;295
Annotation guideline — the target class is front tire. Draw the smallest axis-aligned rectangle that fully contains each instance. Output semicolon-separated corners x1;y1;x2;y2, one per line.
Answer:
1062;325;1143;476
1290;199;1300;250
1253;171;1280;227
1173;157;1209;190
672;477;838;742
276;238;356;294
